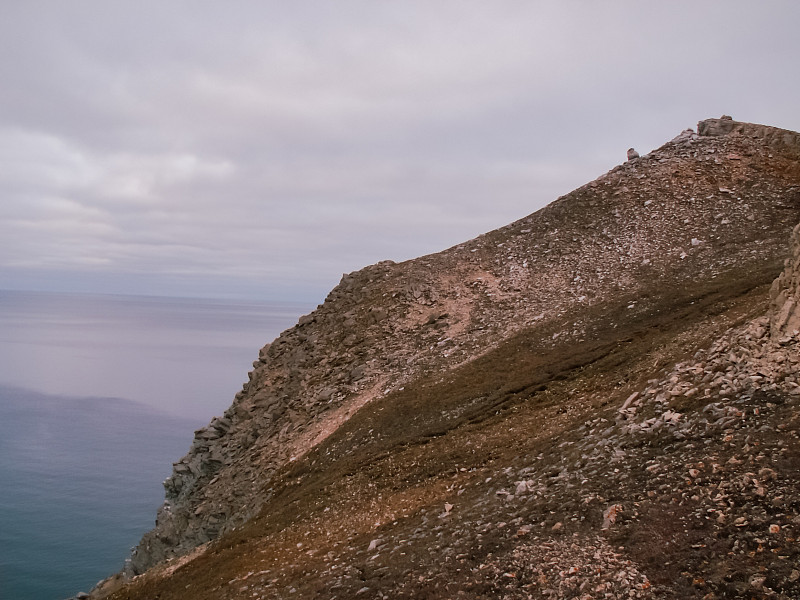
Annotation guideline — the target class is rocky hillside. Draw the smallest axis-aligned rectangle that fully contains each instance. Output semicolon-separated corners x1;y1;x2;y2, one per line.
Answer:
85;117;800;599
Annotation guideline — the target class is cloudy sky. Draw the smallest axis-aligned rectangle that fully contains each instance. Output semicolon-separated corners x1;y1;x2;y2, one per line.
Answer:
2;2;799;302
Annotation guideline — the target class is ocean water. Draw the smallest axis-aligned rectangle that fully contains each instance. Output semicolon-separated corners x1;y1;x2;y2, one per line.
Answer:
0;291;311;599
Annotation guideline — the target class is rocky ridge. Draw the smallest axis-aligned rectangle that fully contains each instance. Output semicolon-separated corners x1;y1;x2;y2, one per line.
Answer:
87;117;800;599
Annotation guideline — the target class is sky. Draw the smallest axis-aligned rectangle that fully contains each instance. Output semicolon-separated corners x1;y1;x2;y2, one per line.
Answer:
2;2;799;302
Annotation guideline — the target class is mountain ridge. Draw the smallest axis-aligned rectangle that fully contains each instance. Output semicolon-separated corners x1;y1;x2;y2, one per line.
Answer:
85;117;800;599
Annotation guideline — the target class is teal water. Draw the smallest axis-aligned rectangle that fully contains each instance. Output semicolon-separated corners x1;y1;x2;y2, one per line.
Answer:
0;291;311;599
0;387;194;598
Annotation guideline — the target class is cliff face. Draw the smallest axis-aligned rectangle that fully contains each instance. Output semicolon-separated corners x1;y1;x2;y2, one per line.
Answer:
770;222;800;337
97;118;800;599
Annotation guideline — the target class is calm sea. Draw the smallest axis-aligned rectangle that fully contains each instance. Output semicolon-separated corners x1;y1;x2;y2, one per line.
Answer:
0;290;311;599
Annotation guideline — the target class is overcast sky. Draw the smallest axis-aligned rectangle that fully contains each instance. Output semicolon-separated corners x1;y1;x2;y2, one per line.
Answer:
2;2;799;302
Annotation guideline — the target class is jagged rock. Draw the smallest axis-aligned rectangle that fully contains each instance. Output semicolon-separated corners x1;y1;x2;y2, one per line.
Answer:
770;222;800;337
670;128;696;144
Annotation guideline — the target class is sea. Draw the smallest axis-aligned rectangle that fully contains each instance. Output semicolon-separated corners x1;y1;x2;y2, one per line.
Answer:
0;290;312;599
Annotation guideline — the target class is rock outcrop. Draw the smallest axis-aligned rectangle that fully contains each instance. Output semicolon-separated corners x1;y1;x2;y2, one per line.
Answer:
698;115;800;148
770;222;800;338
94;118;800;600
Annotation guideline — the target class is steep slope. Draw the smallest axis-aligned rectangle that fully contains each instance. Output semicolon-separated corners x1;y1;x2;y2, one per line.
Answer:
90;118;800;599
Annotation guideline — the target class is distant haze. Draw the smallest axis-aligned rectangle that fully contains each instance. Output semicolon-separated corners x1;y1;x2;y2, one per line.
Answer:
2;2;799;301
0;291;313;418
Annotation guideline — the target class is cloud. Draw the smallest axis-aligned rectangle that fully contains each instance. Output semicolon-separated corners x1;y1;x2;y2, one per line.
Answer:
1;2;799;299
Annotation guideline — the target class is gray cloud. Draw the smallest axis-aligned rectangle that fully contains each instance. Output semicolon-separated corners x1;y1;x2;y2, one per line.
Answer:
2;2;799;300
